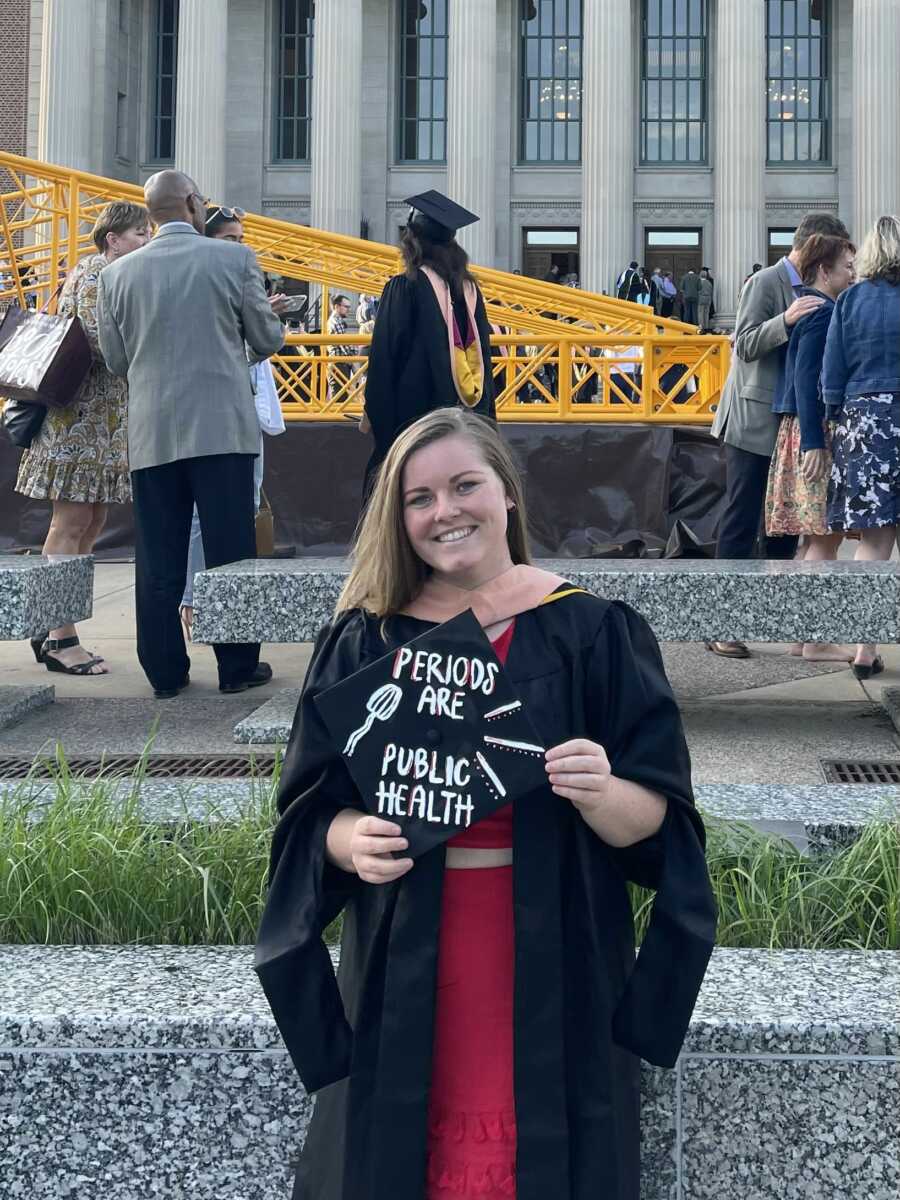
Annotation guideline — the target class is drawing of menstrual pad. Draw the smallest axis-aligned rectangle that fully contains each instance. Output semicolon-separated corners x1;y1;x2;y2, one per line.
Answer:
315;609;548;858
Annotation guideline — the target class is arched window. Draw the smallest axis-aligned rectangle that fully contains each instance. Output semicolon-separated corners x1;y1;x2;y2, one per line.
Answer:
766;0;829;163
640;0;708;165
397;0;448;162
274;0;315;162
151;0;178;161
519;0;582;164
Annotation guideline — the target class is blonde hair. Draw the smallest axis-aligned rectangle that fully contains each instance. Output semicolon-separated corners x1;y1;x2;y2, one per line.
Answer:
92;201;149;253
336;409;531;620
855;215;900;284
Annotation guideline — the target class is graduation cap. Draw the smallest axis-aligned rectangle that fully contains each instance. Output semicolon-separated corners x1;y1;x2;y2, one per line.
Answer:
315;610;547;858
405;190;479;244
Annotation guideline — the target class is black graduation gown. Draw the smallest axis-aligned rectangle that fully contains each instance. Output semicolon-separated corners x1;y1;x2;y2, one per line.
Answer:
254;591;716;1200
363;271;497;472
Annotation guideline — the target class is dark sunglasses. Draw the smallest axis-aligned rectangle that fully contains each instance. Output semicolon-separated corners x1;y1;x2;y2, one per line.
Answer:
206;205;246;226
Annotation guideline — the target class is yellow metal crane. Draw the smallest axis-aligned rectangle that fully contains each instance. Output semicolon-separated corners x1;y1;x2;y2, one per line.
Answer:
0;151;728;423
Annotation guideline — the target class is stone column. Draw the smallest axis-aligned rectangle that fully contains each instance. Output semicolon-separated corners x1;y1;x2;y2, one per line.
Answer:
38;0;95;171
581;0;634;295
175;0;228;201
446;0;497;266
853;0;900;239
714;0;766;323
310;0;363;237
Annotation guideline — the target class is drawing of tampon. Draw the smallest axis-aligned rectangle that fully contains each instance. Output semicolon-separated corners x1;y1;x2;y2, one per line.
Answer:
475;751;507;797
343;683;403;756
483;700;522;720
483;734;544;756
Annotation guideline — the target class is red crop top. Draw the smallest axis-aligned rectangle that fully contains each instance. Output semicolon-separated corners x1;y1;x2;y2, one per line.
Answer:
446;620;516;850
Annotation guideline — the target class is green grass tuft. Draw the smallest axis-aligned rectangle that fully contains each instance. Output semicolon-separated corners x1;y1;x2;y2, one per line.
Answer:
1;754;897;949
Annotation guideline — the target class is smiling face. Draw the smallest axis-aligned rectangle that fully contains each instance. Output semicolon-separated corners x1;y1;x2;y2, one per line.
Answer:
401;433;515;589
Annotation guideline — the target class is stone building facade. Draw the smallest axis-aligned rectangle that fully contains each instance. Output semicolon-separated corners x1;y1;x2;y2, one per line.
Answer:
9;0;900;319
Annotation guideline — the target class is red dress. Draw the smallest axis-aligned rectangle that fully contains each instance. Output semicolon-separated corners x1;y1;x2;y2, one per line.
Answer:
426;621;517;1198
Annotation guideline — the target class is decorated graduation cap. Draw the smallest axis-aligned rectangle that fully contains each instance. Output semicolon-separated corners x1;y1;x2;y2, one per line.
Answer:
315;610;546;858
405;190;479;244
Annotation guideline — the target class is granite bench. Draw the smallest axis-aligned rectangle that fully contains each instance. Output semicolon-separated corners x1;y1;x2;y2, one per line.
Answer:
3;776;895;852
0;554;94;730
192;557;900;645
0;944;896;1200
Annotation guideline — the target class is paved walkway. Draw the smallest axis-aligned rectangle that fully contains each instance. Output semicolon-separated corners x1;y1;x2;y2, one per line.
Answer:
2;563;899;780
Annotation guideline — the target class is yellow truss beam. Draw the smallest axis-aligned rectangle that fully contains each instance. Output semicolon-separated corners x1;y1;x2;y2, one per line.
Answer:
0;151;728;423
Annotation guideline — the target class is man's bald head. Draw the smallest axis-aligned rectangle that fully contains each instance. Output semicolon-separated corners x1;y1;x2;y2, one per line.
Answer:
144;170;205;234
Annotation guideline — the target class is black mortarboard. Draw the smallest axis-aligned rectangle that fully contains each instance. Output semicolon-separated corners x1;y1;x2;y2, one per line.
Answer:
404;190;479;244
315;611;546;858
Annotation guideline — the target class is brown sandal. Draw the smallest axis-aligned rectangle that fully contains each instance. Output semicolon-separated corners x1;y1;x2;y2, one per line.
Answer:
705;640;751;659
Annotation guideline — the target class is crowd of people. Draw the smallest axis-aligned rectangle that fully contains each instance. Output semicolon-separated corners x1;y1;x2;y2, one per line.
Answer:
710;209;900;679
615;259;716;329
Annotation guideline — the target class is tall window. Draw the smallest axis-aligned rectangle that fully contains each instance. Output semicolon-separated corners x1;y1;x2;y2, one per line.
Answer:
766;0;829;163
151;0;178;161
640;0;707;164
274;0;315;162
397;0;448;162
520;0;582;164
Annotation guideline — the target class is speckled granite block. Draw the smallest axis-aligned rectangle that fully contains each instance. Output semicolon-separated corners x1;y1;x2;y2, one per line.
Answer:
880;687;900;734
192;557;900;644
0;684;55;731
0;948;896;1198
1;1049;306;1200
680;1058;900;1200
232;688;298;744
0;554;94;639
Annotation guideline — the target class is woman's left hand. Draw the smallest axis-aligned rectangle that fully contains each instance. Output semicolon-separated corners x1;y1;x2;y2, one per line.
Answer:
801;448;829;483
545;739;611;813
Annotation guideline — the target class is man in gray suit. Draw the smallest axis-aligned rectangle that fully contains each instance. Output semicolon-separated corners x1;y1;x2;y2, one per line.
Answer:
708;212;851;658
97;170;284;697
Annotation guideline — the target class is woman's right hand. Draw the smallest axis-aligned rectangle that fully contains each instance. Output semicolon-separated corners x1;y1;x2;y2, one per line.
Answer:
349;815;413;884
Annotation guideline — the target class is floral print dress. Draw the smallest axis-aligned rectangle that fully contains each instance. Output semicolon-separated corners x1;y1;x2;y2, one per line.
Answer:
827;393;900;531
15;253;130;504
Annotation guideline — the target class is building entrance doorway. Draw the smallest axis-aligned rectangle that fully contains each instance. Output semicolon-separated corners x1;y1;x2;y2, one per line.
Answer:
643;228;703;286
522;228;580;283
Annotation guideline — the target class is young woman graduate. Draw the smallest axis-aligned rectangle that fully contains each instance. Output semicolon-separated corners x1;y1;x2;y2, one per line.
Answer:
361;191;497;494
255;409;716;1200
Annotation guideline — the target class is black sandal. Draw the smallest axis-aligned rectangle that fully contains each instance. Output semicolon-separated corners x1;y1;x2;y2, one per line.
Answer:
30;633;49;663
851;656;885;681
41;636;106;676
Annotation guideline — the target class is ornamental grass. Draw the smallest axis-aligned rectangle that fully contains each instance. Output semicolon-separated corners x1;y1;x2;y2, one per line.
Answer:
0;755;897;950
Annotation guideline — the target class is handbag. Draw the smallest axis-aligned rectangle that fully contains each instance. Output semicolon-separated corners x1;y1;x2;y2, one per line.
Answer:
0;294;91;408
255;489;275;557
1;397;46;448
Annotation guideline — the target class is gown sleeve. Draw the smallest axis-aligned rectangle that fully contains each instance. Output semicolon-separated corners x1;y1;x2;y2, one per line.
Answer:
363;275;414;456
586;601;717;1067
254;611;368;1092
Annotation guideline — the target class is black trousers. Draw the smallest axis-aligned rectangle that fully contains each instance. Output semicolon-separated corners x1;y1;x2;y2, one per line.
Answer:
716;442;799;560
682;298;698;325
131;453;260;691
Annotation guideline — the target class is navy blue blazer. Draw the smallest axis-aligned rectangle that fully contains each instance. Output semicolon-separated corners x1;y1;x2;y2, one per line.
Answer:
772;286;833;452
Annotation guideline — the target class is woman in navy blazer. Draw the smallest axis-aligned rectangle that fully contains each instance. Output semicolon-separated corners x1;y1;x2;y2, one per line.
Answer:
822;216;900;679
765;233;856;662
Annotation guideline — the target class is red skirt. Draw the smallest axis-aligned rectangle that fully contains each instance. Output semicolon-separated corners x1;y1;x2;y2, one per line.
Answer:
426;865;516;1198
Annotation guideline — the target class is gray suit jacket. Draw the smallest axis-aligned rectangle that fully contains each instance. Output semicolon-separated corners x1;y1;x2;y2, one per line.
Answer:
97;226;284;472
710;260;795;457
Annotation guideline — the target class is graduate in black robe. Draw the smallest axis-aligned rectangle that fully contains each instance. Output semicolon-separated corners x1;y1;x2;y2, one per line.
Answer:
255;409;716;1200
362;191;496;493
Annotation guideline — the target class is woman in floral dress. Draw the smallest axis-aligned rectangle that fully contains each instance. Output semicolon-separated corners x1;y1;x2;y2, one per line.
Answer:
822;215;900;679
16;200;150;675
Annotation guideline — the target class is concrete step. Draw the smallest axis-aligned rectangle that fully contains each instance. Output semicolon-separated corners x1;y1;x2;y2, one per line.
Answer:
0;684;55;732
1;775;895;850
